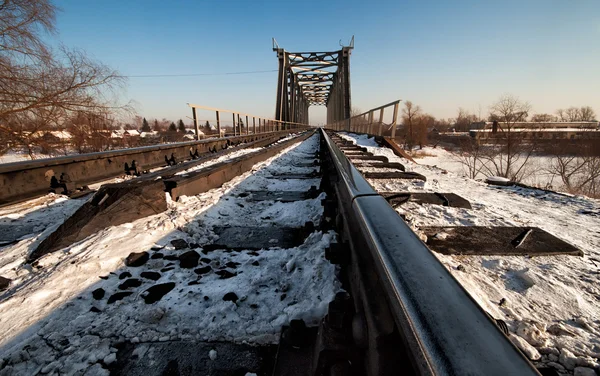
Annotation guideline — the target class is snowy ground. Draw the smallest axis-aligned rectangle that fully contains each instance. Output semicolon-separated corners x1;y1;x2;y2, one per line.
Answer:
0;133;340;375
340;133;600;375
414;146;566;190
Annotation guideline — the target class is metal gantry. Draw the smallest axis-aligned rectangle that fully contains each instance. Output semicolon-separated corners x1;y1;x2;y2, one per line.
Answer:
273;37;354;128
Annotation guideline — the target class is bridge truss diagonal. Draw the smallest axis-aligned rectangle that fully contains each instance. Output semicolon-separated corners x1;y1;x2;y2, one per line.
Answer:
273;37;353;127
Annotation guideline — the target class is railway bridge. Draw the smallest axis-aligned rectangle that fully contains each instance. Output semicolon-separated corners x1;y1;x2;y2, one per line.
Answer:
0;41;573;376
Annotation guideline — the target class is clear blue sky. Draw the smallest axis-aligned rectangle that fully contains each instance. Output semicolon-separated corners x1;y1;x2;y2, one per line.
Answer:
54;0;600;125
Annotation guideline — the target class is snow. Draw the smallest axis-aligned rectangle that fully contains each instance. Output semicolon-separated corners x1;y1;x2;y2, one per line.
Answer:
0;152;33;164
413;146;573;190
174;147;262;176
0;133;340;374
486;176;512;185
339;132;600;372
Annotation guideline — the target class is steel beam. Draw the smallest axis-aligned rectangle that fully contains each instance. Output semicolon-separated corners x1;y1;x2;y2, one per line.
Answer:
192;107;200;140
274;39;354;127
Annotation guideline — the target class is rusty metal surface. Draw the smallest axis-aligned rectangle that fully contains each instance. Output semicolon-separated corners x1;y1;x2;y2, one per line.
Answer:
381;137;416;163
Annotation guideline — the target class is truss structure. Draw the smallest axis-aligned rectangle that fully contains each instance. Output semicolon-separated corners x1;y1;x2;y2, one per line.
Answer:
273;38;353;127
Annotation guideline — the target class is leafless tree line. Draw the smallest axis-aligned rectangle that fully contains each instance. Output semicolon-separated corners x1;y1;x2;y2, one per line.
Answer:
401;101;436;150
449;95;600;198
0;0;130;159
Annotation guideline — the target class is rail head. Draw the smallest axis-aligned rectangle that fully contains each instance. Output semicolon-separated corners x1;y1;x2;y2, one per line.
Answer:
319;129;539;376
0;132;285;174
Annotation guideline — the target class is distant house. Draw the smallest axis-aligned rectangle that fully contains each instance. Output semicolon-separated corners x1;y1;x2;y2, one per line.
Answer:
32;130;72;142
186;129;206;136
184;129;204;140
470;121;599;131
139;131;158;138
124;129;141;137
469;121;600;141
111;130;125;138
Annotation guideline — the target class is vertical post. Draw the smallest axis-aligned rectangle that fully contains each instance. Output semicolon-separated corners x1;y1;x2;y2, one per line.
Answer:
391;103;399;139
289;74;296;124
253;117;256;134
368;111;374;135
192;107;200;141
378;108;385;136
232;113;236;136
342;46;352;131
245;115;249;135
275;49;286;121
215;111;221;138
237;114;241;135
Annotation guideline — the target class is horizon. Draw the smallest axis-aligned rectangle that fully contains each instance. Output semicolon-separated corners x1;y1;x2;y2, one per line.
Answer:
52;0;600;125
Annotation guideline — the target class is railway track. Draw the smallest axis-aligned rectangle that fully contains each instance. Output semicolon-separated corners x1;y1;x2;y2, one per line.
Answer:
0;129;554;375
0;130;302;207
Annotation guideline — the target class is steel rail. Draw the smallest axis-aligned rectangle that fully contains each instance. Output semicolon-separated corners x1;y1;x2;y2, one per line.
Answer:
0;131;295;206
320;129;539;375
29;130;315;262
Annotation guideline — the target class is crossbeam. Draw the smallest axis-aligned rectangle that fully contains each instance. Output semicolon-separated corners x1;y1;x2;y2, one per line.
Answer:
273;37;354;126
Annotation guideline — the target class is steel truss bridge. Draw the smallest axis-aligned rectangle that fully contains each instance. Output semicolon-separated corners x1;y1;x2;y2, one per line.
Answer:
273;37;353;128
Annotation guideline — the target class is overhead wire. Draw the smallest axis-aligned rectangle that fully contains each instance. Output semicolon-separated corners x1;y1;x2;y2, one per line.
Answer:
121;69;278;78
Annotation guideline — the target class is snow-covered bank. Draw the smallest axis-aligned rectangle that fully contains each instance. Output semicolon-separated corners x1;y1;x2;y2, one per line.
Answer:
340;133;600;374
414;146;573;191
0;134;340;375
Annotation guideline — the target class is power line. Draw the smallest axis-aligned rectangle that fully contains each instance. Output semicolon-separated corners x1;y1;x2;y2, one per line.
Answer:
122;69;278;78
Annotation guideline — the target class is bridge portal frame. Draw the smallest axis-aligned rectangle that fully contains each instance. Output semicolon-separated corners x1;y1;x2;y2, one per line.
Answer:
273;38;353;129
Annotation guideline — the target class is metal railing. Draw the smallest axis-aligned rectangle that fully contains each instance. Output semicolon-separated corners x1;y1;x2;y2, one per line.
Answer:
325;100;401;137
320;129;540;375
187;103;312;139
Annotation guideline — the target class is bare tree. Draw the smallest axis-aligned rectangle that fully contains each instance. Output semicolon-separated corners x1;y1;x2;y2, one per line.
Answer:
579;106;597;121
453;137;488;179
555;106;597;122
0;0;56;63
414;113;434;149
546;136;600;198
455;108;478;131
132;116;143;129
480;94;534;181
0;0;129;158
152;119;162;132
530;113;558;122
402;101;421;149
